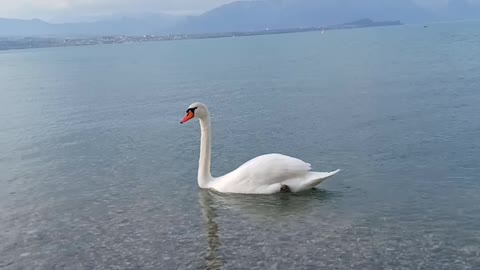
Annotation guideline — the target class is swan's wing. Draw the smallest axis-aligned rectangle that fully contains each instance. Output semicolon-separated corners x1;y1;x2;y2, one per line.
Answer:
230;153;312;185
212;153;339;194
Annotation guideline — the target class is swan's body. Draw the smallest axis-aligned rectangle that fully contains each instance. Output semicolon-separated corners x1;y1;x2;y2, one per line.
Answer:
209;154;340;194
181;102;340;194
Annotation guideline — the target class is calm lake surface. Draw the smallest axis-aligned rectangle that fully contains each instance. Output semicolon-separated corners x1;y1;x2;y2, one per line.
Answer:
1;22;480;269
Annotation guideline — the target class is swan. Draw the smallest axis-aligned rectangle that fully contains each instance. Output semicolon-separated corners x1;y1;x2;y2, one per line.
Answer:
180;102;340;194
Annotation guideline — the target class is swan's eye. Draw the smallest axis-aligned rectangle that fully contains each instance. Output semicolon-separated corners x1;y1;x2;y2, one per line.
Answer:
186;107;198;114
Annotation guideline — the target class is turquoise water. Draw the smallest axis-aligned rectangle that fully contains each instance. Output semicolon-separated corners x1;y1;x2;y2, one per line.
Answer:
1;22;480;269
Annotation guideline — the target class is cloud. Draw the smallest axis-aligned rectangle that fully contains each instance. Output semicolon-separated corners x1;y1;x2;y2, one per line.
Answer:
414;0;480;9
0;0;234;20
1;0;480;22
413;0;449;9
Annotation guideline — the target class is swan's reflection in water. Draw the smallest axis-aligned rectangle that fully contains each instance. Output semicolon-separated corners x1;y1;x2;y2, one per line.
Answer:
200;189;337;221
198;190;224;270
198;189;338;269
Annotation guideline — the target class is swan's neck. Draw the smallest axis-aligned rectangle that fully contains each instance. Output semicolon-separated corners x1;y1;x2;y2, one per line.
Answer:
198;116;213;188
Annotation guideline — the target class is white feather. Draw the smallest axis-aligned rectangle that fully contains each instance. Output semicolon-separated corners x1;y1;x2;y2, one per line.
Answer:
182;102;340;195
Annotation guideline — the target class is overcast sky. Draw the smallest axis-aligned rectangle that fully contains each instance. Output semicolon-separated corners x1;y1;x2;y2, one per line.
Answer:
1;0;479;22
0;0;235;21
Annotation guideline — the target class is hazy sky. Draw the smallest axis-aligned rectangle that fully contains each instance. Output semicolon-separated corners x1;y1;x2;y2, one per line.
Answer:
0;0;234;21
1;0;479;22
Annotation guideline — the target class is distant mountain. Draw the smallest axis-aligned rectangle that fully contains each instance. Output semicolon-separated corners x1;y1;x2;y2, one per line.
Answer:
0;13;183;37
172;0;478;34
441;0;480;21
0;18;53;36
1;0;479;37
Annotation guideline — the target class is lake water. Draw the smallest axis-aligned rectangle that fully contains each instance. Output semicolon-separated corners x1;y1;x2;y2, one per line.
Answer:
1;22;480;269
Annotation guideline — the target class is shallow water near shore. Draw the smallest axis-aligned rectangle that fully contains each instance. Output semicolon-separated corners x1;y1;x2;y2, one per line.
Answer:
1;22;480;269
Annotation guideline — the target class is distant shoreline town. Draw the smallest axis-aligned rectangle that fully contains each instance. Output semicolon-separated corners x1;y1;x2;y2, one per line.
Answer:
0;19;402;51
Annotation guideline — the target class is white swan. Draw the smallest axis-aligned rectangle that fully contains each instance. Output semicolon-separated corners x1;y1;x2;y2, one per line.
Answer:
180;102;340;194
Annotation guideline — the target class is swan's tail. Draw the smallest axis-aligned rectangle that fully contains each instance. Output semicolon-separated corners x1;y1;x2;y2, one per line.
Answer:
301;169;341;190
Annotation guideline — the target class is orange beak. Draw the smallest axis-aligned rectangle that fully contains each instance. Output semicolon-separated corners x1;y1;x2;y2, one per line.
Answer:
180;111;194;124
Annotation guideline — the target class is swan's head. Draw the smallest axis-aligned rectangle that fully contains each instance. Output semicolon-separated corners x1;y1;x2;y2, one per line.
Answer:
180;102;209;124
